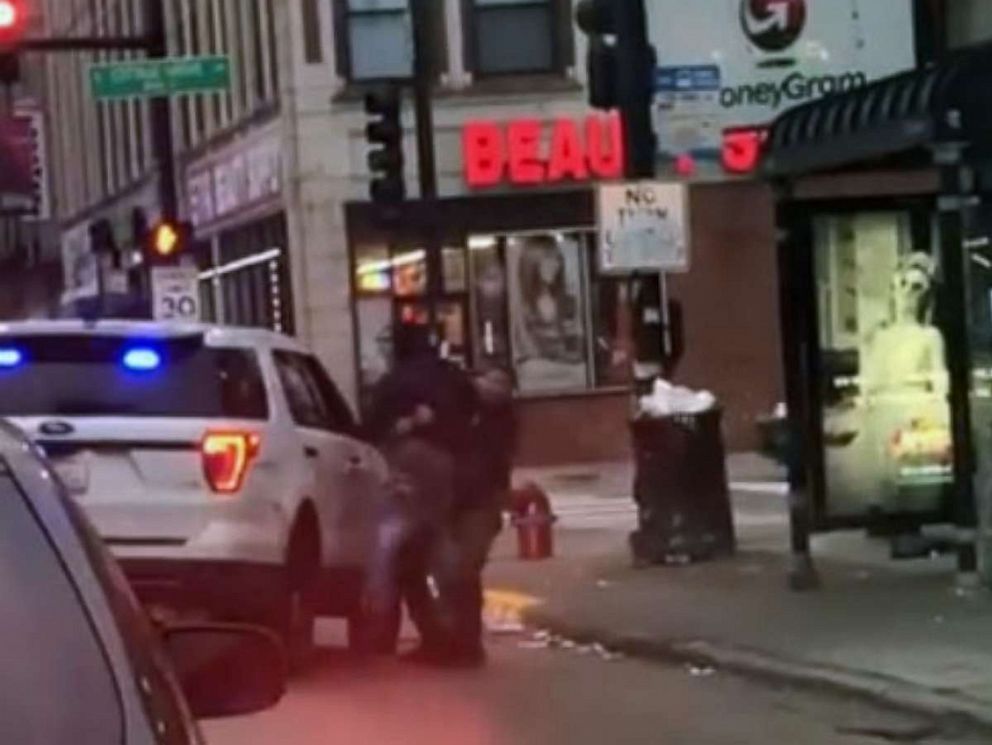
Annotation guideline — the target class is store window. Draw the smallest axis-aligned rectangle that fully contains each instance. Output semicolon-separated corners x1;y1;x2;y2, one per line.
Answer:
198;214;294;334
465;0;562;76
814;210;952;520
353;228;633;402
353;240;471;400
503;232;589;392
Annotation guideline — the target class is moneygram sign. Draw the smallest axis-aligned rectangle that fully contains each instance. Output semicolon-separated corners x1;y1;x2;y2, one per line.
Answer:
719;69;868;110
740;0;807;53
646;0;916;176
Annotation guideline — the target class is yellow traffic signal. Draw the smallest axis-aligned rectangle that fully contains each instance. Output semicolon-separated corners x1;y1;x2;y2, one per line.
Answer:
144;220;190;265
153;222;180;258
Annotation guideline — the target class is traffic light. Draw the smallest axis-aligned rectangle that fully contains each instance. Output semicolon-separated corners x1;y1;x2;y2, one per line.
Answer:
364;86;405;206
144;219;190;266
0;1;24;85
88;218;117;256
576;0;618;111
0;1;22;39
131;207;149;249
575;0;656;178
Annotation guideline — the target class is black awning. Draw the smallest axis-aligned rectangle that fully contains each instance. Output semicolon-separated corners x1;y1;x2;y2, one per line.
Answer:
762;42;992;177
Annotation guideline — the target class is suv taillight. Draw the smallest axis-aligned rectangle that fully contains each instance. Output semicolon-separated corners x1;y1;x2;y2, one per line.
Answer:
201;431;260;494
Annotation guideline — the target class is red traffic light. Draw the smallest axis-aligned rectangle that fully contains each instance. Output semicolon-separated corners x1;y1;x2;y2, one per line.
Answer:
0;1;18;30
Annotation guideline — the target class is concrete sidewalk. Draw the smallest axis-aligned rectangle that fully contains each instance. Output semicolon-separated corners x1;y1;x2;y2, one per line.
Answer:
514;452;787;502
486;457;992;728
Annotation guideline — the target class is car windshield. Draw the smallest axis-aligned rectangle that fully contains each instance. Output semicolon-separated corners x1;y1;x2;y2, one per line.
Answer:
0;335;268;420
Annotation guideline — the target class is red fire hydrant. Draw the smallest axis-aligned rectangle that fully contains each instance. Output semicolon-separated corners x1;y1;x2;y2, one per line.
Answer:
509;483;557;560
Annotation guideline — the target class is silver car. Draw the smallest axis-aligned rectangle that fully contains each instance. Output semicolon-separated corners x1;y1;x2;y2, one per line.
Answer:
0;420;286;745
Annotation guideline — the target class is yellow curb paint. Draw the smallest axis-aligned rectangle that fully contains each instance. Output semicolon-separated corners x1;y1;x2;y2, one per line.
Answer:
483;589;544;628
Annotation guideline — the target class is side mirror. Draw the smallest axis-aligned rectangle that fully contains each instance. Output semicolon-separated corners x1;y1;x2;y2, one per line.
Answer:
162;623;286;720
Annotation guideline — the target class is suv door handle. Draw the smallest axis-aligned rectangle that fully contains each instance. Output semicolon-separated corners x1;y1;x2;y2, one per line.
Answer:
303;446;319;459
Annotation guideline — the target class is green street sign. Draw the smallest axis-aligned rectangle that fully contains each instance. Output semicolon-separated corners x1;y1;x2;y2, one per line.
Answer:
89;55;231;100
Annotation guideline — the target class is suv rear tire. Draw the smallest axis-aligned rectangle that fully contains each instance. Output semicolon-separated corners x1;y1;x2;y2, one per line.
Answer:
268;514;320;672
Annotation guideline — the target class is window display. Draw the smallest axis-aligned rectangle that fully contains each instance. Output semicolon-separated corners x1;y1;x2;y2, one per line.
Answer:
507;233;589;393
469;237;511;372
816;211;952;519
352;227;639;403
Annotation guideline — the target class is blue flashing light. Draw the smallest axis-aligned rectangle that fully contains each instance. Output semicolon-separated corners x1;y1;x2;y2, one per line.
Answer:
0;347;23;368
122;347;162;372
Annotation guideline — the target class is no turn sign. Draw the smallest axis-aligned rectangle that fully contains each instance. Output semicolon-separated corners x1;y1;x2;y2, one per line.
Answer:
597;181;690;274
151;265;201;322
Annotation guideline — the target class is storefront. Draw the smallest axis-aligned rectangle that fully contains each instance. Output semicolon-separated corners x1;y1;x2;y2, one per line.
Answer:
761;42;992;577
346;189;638;464
346;139;783;465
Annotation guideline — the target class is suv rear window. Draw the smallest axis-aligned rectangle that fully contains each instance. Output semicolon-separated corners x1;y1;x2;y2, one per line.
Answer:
0;334;268;420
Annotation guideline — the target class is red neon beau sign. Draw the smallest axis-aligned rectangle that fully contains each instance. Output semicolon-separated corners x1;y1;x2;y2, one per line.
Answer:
463;113;625;188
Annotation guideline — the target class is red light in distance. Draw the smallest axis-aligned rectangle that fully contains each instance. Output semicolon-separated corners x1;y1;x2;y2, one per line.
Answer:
722;127;768;174
0;1;18;30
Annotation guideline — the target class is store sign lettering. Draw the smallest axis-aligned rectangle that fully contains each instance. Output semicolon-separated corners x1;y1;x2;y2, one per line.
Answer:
463;114;624;188
719;70;869;110
185;131;282;228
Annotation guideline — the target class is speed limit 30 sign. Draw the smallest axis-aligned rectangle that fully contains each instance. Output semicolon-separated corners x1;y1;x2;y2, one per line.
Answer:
151;265;201;322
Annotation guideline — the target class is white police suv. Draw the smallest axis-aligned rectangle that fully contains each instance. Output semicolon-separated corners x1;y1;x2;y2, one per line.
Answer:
0;321;389;665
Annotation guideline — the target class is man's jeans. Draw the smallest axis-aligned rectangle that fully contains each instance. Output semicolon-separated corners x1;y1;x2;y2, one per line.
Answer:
365;437;460;649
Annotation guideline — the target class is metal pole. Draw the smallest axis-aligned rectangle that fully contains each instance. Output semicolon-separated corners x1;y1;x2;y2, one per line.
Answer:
934;144;980;585
143;0;177;220
615;0;655;179
775;192;820;591
410;0;441;340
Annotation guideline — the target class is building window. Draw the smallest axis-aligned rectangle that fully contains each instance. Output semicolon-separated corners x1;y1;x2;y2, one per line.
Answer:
266;0;281;94
337;0;413;81
466;0;559;76
302;0;323;63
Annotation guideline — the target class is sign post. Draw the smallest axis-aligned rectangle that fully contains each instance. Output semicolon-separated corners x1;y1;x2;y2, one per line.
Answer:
89;55;231;100
151;266;201;322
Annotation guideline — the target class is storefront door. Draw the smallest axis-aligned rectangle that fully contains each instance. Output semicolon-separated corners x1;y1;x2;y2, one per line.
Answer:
811;204;953;525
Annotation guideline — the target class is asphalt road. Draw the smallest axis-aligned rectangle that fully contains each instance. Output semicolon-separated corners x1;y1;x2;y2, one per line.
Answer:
203;624;982;745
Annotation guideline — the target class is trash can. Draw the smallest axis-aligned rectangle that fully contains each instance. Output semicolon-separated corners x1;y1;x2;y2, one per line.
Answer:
629;409;736;565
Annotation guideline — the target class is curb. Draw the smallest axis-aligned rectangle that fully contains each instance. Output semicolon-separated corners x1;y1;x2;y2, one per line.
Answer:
520;606;992;732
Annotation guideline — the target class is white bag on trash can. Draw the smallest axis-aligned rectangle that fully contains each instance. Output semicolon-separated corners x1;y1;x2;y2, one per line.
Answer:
637;378;717;418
